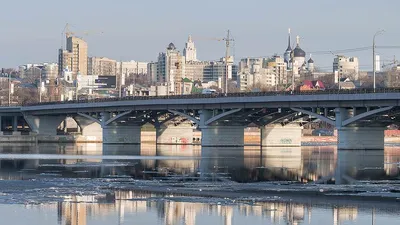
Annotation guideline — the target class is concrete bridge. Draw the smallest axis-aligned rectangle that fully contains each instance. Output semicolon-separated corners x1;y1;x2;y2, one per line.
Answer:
1;89;400;150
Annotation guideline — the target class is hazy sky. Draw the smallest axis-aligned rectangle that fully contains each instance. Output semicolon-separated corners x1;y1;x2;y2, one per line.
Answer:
1;0;400;71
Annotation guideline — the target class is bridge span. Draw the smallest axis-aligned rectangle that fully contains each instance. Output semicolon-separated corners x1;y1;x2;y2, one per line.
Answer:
1;89;400;150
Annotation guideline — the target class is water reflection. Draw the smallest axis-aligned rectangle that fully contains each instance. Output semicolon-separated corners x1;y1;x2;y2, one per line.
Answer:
17;190;399;225
0;144;398;183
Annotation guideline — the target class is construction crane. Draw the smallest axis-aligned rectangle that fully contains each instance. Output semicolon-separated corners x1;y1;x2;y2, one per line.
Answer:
192;30;234;94
62;23;104;40
382;55;398;70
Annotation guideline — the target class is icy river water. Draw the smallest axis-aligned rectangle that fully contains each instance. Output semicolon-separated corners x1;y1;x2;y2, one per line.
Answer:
0;143;399;225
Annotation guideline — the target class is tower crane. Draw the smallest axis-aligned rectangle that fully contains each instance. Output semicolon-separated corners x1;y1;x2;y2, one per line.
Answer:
381;55;398;70
62;23;104;40
191;30;234;94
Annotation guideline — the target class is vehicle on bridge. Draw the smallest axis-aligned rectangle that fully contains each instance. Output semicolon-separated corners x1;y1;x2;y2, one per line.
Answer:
201;89;217;94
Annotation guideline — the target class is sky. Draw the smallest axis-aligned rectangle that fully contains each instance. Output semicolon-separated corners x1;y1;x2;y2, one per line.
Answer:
1;0;400;71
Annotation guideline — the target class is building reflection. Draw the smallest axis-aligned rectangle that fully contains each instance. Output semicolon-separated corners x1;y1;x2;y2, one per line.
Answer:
50;190;370;225
0;143;398;183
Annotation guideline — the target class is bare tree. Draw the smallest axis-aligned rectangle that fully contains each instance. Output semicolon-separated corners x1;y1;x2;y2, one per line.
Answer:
14;85;38;105
125;73;151;87
317;73;335;89
385;68;400;88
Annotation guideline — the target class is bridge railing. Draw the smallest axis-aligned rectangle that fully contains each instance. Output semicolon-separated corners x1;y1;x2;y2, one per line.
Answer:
23;87;400;106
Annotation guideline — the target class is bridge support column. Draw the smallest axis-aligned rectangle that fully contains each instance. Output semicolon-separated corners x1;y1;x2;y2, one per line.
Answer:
81;123;102;142
337;127;384;150
199;110;244;147
74;116;102;142
24;115;65;136
156;125;194;145
201;126;244;147
261;125;302;147
102;125;141;144
334;107;386;150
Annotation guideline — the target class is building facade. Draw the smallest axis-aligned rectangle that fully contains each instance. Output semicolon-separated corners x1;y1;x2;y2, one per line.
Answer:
116;60;148;76
66;36;88;77
147;62;158;84
58;49;73;77
333;55;359;80
88;57;117;75
238;56;287;91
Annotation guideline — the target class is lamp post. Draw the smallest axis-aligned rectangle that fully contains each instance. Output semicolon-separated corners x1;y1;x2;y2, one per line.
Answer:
37;68;43;103
8;72;11;106
373;29;385;92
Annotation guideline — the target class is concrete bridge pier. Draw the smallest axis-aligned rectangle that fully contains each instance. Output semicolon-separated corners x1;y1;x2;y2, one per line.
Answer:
261;125;302;147
102;125;142;144
100;111;142;144
337;127;385;150
334;108;386;150
74;115;103;142
24;115;65;136
201;126;245;147
199;110;244;147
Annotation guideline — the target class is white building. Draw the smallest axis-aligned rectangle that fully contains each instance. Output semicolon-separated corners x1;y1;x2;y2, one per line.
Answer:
333;55;359;80
238;56;287;91
292;36;306;77
18;63;58;80
183;35;197;62
116;60;148;76
88;57;117;75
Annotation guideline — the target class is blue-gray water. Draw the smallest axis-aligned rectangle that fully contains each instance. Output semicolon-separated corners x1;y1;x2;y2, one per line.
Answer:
0;143;399;225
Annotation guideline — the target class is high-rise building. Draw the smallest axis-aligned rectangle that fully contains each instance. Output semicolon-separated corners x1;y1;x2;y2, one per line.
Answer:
147;62;158;84
333;55;359;79
66;36;88;77
266;56;288;85
183;35;197;62
87;57;117;75
156;43;186;94
58;49;73;76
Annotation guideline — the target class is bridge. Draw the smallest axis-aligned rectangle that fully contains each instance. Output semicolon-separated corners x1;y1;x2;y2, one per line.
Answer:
1;89;400;150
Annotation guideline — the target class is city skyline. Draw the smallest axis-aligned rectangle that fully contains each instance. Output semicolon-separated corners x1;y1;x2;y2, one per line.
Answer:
1;0;400;70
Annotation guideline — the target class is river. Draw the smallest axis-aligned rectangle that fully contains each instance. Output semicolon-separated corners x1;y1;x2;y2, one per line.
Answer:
0;143;399;224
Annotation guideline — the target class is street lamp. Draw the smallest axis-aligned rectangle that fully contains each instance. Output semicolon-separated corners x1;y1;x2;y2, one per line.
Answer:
33;67;43;103
8;72;11;106
373;29;385;92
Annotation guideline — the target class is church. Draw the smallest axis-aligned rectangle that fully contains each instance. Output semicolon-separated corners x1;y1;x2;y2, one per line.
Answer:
283;29;314;77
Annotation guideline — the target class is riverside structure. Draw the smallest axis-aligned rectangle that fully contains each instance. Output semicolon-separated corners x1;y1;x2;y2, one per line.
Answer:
1;89;400;150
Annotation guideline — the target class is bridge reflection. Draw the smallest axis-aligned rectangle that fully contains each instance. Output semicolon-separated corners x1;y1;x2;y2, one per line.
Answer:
0;144;398;183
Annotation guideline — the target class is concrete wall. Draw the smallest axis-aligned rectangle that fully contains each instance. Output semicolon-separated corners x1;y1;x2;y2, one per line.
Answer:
261;126;302;147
